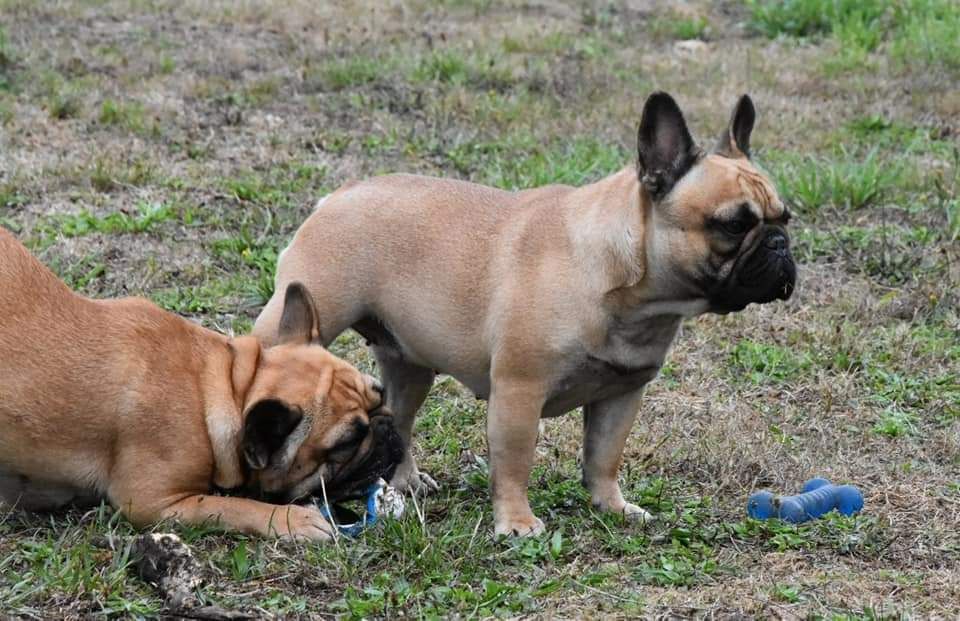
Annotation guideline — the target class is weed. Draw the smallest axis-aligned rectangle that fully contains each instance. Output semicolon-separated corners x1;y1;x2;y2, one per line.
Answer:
730;340;811;384
150;272;265;316
310;55;383;91
773;583;804;602
946;199;960;242
769;148;902;213
42;201;176;238
48;253;107;292
0;182;26;208
891;0;960;72
47;87;82;120
89;156;157;192
748;0;887;39
872;407;918;437
98;98;149;133
211;229;279;303
651;13;709;40
412;48;514;90
158;55;175;74
0;24;15;91
447;135;624;189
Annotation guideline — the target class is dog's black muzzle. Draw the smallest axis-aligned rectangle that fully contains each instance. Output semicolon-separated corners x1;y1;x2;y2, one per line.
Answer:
320;409;405;503
709;227;796;314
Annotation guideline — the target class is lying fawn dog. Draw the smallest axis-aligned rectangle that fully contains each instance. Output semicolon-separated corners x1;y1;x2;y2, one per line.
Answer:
0;227;403;540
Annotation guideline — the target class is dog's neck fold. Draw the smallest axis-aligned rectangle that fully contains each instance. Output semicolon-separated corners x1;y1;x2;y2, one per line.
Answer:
202;336;262;490
568;167;648;292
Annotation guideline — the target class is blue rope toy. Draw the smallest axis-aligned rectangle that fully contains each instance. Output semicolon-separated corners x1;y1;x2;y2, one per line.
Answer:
747;477;864;523
317;480;404;537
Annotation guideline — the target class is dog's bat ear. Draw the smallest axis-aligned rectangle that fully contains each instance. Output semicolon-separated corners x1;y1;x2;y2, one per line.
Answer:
637;91;700;201
241;399;303;470
277;282;323;345
714;94;756;158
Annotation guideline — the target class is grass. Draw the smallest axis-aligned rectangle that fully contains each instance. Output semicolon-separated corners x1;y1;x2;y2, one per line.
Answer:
767;147;904;213
40;201;177;239
0;0;958;617
749;0;960;74
309;55;384;91
97;98;153;135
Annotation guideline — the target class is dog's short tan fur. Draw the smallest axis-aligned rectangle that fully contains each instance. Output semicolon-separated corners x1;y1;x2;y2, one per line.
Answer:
0;227;389;540
255;93;796;536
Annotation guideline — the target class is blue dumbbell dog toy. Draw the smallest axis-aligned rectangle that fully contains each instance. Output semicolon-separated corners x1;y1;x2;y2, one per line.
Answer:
747;477;864;523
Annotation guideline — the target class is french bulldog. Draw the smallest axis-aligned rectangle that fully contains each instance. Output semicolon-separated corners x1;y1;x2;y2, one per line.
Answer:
0;227;404;540
254;92;795;536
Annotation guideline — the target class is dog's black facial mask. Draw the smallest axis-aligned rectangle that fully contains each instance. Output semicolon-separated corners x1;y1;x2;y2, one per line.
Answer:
240;405;404;505
317;412;405;503
707;226;796;313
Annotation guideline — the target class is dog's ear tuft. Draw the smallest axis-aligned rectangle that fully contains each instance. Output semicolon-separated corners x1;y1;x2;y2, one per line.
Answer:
714;94;756;158
241;399;303;470
637;91;699;201
277;282;322;346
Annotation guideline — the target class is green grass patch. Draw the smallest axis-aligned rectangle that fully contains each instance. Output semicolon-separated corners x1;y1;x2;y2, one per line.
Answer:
890;0;960;72
89;156;158;192
730;340;812;384
0;24;16;91
872;407;918;437
447;135;625;190
41;201;177;238
501;31;575;54
748;0;960;74
0;181;26;208
221;162;325;208
412;48;515;91
767;147;903;213
151;272;263;315
47;253;107;293
211;229;279;303
747;0;886;39
308;55;384;91
0;507;160;616
47;87;83;119
724;512;888;555
98;98;153;134
650;13;710;40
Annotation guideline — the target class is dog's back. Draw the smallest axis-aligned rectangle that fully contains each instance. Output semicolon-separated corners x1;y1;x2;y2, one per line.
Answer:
0;228;209;507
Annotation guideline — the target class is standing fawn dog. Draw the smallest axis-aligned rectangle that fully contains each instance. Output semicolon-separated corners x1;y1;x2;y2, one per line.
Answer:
254;92;795;536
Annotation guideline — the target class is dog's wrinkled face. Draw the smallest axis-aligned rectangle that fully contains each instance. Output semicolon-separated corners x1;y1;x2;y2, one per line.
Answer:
638;93;796;313
240;284;405;503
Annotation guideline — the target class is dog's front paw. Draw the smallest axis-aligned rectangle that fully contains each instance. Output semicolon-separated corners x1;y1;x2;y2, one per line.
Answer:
494;512;545;538
272;505;334;542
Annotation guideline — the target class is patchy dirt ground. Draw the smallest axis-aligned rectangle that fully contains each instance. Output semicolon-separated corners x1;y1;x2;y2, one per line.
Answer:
0;0;958;618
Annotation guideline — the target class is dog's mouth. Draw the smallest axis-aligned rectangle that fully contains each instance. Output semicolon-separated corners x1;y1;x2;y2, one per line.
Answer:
312;410;405;504
708;228;796;314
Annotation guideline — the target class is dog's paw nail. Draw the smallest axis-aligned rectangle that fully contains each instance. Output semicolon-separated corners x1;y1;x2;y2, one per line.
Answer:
494;515;545;538
419;472;440;491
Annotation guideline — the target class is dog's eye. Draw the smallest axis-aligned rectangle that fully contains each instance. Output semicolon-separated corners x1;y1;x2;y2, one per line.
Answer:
722;218;751;236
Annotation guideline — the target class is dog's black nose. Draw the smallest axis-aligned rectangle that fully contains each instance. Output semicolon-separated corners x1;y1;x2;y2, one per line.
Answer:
764;233;788;252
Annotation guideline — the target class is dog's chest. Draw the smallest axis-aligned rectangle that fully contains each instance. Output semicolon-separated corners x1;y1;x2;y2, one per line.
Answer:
542;314;682;417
